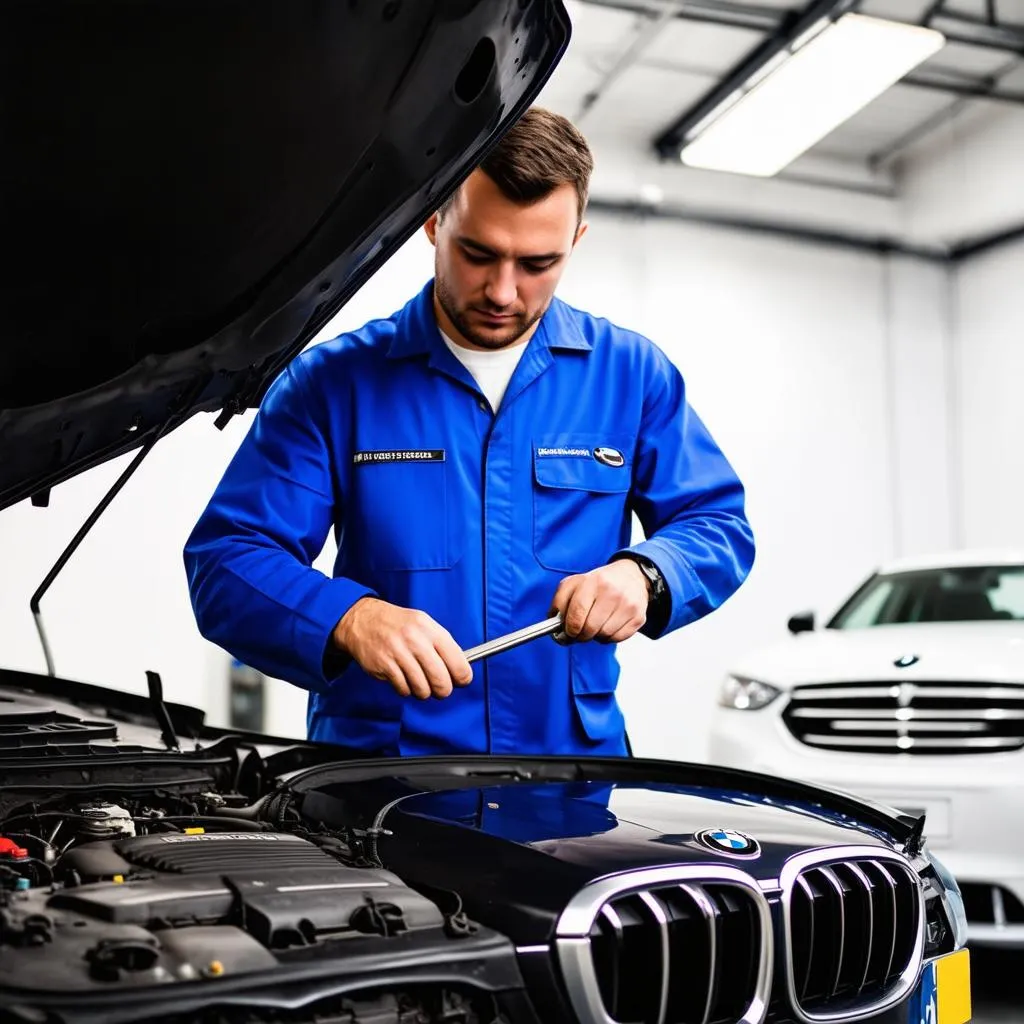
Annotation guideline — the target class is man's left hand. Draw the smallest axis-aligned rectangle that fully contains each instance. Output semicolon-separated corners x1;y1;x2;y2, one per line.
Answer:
550;560;649;644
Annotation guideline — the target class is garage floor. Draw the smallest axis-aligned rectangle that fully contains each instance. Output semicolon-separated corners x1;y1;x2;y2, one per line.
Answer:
972;949;1020;1022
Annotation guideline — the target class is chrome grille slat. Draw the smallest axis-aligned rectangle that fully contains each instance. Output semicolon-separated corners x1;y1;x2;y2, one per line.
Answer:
796;874;816;1001
907;685;1024;700
781;846;925;1024
817;867;846;998
789;684;1024;701
872;861;899;982
600;904;624;1012
830;720;987;732
784;680;1024;754
801;733;1022;749
637;891;670;1024
791;707;1024;720
845;863;874;995
681;883;718;1024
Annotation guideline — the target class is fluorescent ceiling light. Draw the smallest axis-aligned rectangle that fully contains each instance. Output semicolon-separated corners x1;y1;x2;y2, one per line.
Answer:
680;13;945;177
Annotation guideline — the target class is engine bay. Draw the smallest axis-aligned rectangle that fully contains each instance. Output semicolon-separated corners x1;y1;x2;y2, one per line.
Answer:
0;684;524;1019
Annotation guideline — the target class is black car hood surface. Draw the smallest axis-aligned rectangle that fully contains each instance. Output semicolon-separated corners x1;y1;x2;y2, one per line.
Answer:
0;0;570;511
298;770;904;943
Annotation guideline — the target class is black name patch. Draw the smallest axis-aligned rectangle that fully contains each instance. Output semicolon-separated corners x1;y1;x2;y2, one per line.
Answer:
353;449;445;465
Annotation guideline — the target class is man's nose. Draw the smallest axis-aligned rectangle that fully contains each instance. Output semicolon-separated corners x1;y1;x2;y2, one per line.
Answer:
484;262;517;308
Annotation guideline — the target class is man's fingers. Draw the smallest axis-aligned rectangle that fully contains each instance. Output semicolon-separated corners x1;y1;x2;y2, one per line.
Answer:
434;630;473;688
600;611;646;644
395;651;432;701
419;644;455;699
580;597;620;642
376;660;410;698
563;576;598;637
550;575;581;618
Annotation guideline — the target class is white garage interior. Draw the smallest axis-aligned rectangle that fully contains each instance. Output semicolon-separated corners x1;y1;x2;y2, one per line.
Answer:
2;0;1019;759
1;1;1022;1020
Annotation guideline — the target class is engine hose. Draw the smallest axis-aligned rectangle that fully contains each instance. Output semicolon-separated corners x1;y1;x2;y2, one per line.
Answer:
133;816;272;832
209;793;275;821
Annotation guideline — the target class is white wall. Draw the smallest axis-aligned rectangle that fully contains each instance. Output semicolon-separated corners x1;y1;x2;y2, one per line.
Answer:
0;213;955;759
953;236;1024;549
896;97;1024;553
899;103;1024;249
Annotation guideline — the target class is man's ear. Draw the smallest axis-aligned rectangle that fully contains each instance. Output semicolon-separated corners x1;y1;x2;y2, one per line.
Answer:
424;211;440;246
573;219;589;247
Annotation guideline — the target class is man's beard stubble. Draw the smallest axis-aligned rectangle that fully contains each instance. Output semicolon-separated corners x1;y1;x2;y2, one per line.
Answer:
435;276;544;351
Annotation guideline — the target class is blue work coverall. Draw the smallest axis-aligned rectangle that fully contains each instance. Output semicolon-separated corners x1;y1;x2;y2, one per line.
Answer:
184;280;754;756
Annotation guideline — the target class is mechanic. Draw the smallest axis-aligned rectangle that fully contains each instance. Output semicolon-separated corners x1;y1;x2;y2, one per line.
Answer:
183;107;755;757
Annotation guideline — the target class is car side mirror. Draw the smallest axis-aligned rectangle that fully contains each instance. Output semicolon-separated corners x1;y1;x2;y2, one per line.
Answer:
787;611;815;635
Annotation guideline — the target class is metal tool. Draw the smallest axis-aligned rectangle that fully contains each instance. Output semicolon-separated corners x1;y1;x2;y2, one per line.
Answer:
463;615;570;664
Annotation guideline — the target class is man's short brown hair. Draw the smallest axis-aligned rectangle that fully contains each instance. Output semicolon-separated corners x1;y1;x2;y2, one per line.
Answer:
441;107;593;223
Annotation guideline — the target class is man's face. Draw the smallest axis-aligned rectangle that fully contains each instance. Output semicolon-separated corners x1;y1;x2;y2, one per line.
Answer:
424;170;587;351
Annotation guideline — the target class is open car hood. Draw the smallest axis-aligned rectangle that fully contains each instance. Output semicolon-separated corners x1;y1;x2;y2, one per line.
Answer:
0;0;570;511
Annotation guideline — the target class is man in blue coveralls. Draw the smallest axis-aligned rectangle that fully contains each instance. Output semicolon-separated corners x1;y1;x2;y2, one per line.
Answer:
184;108;755;757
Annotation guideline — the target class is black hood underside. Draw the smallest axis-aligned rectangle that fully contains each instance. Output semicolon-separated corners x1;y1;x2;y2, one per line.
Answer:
0;0;569;511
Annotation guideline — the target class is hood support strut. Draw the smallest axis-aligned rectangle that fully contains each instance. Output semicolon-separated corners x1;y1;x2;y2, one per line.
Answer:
28;410;185;675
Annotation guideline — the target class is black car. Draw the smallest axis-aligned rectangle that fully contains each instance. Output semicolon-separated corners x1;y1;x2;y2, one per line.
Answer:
0;2;970;1023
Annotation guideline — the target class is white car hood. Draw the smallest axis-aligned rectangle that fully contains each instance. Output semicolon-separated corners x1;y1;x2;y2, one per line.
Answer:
734;623;1024;688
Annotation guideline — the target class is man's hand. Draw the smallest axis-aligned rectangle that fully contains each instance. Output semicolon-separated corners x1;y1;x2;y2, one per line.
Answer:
332;598;473;700
551;559;649;644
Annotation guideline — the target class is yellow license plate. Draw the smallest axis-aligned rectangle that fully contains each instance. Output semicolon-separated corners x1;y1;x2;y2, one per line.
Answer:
913;949;972;1024
935;948;971;1024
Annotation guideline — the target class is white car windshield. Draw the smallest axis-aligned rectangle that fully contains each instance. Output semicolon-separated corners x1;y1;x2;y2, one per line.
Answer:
831;564;1024;627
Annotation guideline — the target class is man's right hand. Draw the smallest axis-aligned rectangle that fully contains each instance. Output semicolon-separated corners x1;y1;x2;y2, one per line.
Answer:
331;597;473;700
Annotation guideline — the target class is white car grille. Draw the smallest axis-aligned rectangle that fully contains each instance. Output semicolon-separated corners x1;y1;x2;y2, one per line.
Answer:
782;680;1024;754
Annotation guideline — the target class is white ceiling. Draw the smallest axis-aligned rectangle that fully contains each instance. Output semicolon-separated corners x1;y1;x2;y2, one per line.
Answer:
533;0;1024;242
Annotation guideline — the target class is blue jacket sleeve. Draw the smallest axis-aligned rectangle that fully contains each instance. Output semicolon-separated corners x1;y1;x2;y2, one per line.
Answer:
183;356;374;692
616;347;755;637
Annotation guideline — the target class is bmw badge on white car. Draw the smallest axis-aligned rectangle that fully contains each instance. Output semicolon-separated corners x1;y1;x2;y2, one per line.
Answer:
709;550;1024;948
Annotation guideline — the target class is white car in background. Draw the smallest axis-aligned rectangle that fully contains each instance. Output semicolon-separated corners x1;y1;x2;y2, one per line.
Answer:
709;549;1024;948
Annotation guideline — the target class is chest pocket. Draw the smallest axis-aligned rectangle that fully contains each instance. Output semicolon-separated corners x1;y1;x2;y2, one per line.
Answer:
351;452;458;571
532;436;633;575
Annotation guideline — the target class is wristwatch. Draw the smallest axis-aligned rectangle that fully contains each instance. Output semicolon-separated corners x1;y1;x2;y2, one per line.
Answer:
613;553;666;608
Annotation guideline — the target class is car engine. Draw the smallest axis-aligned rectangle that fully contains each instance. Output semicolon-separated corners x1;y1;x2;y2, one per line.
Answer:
0;794;517;1024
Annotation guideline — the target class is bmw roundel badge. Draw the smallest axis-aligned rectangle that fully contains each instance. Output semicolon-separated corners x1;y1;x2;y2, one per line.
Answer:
593;446;625;468
894;654;920;668
695;828;761;858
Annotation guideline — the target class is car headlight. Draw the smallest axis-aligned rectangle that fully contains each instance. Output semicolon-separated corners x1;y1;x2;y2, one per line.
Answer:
718;675;782;711
926;849;969;952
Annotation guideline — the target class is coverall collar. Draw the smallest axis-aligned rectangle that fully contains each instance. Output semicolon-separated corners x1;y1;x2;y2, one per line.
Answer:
386;280;593;362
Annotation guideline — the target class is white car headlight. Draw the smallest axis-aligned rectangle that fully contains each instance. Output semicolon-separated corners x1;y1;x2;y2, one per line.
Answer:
718;674;782;711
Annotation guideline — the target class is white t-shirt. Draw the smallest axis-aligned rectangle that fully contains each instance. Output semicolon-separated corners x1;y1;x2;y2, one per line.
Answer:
441;329;529;413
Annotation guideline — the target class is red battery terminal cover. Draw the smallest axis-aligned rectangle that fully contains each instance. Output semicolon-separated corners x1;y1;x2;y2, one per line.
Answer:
0;838;29;859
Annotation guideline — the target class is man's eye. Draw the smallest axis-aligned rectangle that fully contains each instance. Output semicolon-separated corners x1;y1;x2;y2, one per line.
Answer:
462;251;491;265
522;261;555;274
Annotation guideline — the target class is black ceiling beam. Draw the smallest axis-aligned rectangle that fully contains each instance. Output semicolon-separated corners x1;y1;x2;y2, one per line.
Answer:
901;73;1024;104
577;0;788;33
934;7;1024;34
587;196;946;258
950;223;1024;261
924;0;1024;53
589;197;1024;265
939;26;1024;52
652;0;858;159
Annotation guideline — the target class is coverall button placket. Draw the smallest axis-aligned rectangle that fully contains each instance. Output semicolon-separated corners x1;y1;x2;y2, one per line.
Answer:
483;340;553;753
